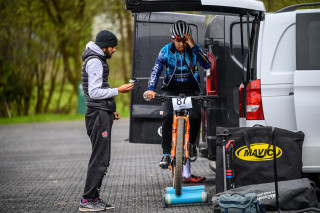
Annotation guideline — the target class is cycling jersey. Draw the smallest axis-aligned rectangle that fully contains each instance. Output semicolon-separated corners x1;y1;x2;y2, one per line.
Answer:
147;42;211;91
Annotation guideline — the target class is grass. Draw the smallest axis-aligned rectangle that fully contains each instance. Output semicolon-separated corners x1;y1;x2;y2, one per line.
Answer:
0;114;85;125
0;108;131;125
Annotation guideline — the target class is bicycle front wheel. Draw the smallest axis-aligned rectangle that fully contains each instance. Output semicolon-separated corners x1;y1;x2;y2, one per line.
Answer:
173;117;185;196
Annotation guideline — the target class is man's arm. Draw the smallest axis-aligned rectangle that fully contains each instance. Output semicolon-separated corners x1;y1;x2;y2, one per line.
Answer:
86;58;118;99
87;59;134;99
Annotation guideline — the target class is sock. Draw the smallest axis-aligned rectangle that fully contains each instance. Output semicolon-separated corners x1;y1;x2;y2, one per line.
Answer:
81;198;89;204
183;159;191;178
93;198;99;202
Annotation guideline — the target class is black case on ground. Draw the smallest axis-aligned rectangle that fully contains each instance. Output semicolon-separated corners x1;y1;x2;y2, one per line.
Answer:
215;126;304;194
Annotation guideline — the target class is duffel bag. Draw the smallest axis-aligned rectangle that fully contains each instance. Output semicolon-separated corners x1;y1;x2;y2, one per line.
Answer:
213;178;318;210
216;126;304;193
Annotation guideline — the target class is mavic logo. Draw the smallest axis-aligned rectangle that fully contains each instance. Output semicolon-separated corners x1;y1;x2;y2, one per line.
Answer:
235;143;282;161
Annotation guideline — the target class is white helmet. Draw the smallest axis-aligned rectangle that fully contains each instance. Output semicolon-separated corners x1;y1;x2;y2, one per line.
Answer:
170;20;192;39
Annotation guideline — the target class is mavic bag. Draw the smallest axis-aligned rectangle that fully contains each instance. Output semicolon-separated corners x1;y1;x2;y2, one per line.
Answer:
216;126;304;193
218;193;265;213
214;178;318;210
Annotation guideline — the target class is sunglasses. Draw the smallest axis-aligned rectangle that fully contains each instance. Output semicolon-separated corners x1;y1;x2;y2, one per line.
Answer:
175;35;188;42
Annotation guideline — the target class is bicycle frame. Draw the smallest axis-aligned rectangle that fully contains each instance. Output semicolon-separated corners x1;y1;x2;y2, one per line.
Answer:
143;92;215;195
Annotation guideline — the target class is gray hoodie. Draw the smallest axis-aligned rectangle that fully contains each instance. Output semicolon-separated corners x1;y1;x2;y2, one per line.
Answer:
81;41;117;112
85;41;118;99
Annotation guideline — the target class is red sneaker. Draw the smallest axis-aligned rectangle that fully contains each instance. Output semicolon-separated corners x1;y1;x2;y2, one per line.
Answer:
183;174;206;183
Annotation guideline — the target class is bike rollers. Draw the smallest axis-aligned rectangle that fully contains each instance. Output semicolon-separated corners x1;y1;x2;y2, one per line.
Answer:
163;185;209;207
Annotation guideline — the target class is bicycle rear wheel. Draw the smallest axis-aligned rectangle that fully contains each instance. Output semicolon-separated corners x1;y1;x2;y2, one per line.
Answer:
173;117;185;196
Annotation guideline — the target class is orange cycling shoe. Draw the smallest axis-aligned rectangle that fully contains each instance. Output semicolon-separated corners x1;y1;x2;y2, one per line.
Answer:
182;174;206;183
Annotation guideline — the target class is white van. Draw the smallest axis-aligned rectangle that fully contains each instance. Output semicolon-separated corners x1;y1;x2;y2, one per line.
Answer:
125;0;320;179
243;7;320;175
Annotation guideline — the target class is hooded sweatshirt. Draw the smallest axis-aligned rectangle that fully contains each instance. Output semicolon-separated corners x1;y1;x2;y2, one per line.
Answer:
81;41;118;112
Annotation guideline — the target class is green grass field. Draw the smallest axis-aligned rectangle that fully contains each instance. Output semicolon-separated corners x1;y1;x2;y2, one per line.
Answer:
1;80;131;125
0;108;130;125
0;114;85;125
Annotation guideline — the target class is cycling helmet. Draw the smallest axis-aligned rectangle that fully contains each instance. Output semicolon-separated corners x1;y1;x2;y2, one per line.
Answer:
170;20;192;39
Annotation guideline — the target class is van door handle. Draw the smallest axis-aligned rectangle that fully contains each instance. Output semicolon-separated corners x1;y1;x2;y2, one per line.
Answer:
289;92;294;96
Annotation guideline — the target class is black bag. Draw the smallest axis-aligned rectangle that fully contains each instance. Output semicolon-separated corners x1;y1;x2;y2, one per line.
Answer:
213;178;318;210
216;126;304;193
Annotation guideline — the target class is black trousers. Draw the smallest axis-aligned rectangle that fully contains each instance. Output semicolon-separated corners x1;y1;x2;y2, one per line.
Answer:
162;90;201;154
83;108;114;199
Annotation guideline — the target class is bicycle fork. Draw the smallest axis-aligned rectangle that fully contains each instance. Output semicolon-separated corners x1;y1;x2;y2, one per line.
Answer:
170;115;190;169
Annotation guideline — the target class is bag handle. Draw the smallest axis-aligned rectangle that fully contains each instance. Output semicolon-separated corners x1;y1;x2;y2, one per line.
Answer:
243;132;272;158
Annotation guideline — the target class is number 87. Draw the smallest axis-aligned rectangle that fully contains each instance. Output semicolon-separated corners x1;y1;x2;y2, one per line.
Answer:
176;98;186;105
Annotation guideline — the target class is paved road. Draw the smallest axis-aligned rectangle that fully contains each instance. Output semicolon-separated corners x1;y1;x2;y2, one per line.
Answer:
0;118;216;213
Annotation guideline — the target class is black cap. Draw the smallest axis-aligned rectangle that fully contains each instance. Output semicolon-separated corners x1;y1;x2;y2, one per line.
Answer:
95;30;118;48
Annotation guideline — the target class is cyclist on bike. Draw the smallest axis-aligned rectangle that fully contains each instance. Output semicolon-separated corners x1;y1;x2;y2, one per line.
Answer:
144;20;211;183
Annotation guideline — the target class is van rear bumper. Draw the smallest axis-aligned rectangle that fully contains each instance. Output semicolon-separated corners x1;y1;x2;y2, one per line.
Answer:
302;146;320;173
303;166;320;173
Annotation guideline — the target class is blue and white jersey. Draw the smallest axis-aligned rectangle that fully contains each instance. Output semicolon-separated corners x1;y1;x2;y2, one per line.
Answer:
147;42;211;91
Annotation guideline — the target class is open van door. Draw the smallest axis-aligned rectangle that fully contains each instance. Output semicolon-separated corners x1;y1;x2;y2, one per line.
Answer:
129;12;206;143
294;11;320;172
125;0;265;15
125;0;265;145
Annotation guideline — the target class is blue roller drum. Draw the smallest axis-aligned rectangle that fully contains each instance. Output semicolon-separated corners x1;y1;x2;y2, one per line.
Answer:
166;185;206;194
165;191;208;205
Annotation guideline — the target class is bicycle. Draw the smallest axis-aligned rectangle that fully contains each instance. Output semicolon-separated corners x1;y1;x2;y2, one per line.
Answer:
144;92;213;195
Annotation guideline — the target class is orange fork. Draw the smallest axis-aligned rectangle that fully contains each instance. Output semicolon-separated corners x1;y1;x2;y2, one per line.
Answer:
170;115;178;158
184;115;190;159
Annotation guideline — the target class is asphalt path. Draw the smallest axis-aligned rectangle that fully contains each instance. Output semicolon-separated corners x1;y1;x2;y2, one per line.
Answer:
0;118;216;212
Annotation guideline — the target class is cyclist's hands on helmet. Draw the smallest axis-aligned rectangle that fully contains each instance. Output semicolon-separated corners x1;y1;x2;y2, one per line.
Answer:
145;90;156;100
183;34;195;48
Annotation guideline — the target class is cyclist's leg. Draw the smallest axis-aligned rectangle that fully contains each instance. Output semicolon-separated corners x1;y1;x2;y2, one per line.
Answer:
183;159;191;178
189;98;201;162
182;158;206;183
183;96;206;182
159;91;175;168
189;98;201;145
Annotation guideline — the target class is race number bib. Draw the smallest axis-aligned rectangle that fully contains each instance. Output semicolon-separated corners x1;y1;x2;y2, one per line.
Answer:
172;97;192;110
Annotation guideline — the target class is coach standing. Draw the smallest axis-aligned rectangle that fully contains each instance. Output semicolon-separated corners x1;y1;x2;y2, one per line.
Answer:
79;30;134;212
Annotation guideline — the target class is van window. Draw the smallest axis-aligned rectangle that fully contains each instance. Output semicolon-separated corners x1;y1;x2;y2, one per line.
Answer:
231;23;251;68
296;13;320;70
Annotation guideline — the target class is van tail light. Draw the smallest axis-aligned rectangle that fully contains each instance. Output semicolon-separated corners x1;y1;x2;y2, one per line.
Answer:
239;83;244;118
246;79;264;120
206;52;217;96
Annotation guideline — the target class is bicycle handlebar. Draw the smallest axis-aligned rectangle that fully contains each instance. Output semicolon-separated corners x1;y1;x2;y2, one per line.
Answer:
143;91;217;102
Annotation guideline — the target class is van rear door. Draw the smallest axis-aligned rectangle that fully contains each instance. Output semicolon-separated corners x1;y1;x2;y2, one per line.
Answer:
294;11;320;172
129;12;206;143
257;12;297;129
125;0;265;14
